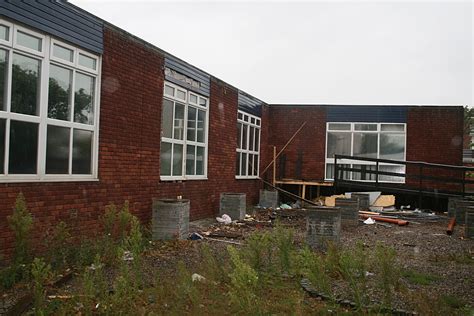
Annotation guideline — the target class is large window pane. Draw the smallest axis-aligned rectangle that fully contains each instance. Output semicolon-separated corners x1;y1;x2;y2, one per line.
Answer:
242;124;248;150
255;130;260;152
72;129;92;174
327;132;351;158
248;153;254;176
187;107;196;141
236;152;241;176
353;133;378;158
160;142;172;176
253;155;259;176
241;153;247;176
380;134;405;160
46;125;70;174
196;146;204;175
237;123;242;149
249;126;255;151
53;44;73;62
197;110;205;143
0;119;5;174
0;25;9;41
17;31;42;51
173;103;185;140
186;144;195;175
48;64;72;121
172;144;183;176
0;49;6;111
9;121;38;174
11;53;40;115
74;73;94;125
161;99;173;138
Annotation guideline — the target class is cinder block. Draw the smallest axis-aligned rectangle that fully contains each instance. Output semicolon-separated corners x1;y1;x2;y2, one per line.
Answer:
259;190;278;209
152;199;190;240
306;206;341;250
220;193;246;220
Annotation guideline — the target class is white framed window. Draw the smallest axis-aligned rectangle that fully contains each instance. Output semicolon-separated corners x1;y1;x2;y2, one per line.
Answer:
0;19;101;182
160;81;208;180
236;110;261;179
325;122;406;183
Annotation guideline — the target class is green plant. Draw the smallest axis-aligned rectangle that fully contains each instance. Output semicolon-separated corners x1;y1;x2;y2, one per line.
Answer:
339;242;369;309
242;230;272;273
227;246;260;313
44;221;72;269
0;264;26;290
31;257;52;316
298;247;333;299
117;201;132;242
373;243;401;307
402;269;440;285
8;192;33;265
273;224;295;273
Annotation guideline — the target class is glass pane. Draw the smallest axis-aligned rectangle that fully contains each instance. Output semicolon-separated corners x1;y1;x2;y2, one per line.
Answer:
238;112;243;120
199;97;207;107
187;107;196;141
197;110;205;143
0;49;7;111
46;125;70;174
17;31;42;51
164;85;174;97
9;121;38;174
326;163;350;180
186;144;195;175
0;119;5;173
248;154;254;176
354;124;377;131
353;133;378;158
0;25;8;41
160;142;172;176
253;155;259;176
161;99;173;138
176;90;186;101
53;44;73;62
352;164;376;181
255;129;260;152
74;73;94;124
251;117;255;125
237;123;242;149
242;124;248;150
380;134;405;160
328;123;350;130
241;153;247;176
48;64;72;121
249;126;255;151
173;103;185;140
379;165;405;182
196;146;204;175
78;53;96;70
11;53;40;115
190;94;197;104
256;119;261;126
72;129;92;174
236;152;241;176
172;144;183;176
381;124;405;132
326;132;351;158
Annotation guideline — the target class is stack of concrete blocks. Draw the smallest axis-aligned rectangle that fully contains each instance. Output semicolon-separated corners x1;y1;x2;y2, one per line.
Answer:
306;206;341;250
220;193;246;220
448;197;474;223
335;197;360;227
259;189;278;209
351;193;370;211
152;198;190;240
465;206;474;239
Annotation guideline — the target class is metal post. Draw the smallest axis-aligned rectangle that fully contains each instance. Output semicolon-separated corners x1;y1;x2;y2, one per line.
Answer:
375;160;379;187
334;155;339;194
462;168;466;197
418;165;423;208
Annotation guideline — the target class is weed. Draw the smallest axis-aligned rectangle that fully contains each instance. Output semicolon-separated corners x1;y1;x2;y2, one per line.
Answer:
373;243;401;307
339;242;369;309
242;230;272;273
227;245;260;313
402;269;440;285
117;201;132;242
273;224;295;273
8;193;33;265
298;247;333;299
44;221;72;269
30;257;52;316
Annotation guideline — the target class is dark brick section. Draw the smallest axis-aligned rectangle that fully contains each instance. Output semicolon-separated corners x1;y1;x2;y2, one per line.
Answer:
0;27;265;258
267;106;327;181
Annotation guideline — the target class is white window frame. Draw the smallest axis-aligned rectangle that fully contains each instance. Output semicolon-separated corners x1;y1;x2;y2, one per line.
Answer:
160;81;209;181
0;18;101;183
236;110;261;179
325;122;406;183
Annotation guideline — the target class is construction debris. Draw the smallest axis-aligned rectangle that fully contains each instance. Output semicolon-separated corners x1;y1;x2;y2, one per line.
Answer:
446;217;456;235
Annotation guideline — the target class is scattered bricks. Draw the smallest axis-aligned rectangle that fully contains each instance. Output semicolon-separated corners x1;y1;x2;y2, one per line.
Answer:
306;206;341;250
465;208;474;239
351;193;370;211
152;199;190;240
220;193;246;220
259;189;278;209
335;197;359;227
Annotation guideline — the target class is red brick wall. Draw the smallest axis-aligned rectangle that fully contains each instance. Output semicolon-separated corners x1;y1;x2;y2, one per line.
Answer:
0;26;264;259
267;106;327;181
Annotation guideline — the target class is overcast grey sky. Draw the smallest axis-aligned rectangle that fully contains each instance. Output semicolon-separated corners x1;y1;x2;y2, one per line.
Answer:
71;0;473;106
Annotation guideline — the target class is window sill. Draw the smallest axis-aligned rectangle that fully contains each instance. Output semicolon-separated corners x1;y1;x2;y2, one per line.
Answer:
160;176;208;182
0;176;99;183
235;176;260;180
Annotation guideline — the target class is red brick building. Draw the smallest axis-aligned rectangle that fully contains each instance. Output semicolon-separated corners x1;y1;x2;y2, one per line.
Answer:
0;2;464;257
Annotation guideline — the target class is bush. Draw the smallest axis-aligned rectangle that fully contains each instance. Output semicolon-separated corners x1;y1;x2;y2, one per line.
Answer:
44;221;72;269
8;193;33;265
31;257;52;315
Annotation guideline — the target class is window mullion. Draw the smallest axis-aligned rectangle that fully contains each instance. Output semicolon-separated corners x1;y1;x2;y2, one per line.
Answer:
182;102;188;177
37;37;51;178
4;118;10;175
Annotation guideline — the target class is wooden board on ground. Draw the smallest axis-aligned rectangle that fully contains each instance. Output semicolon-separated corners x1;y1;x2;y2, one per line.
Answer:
324;195;346;207
373;195;395;207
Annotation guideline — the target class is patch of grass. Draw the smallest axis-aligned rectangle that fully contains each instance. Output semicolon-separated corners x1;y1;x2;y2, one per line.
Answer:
440;294;467;309
402;269;440;285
